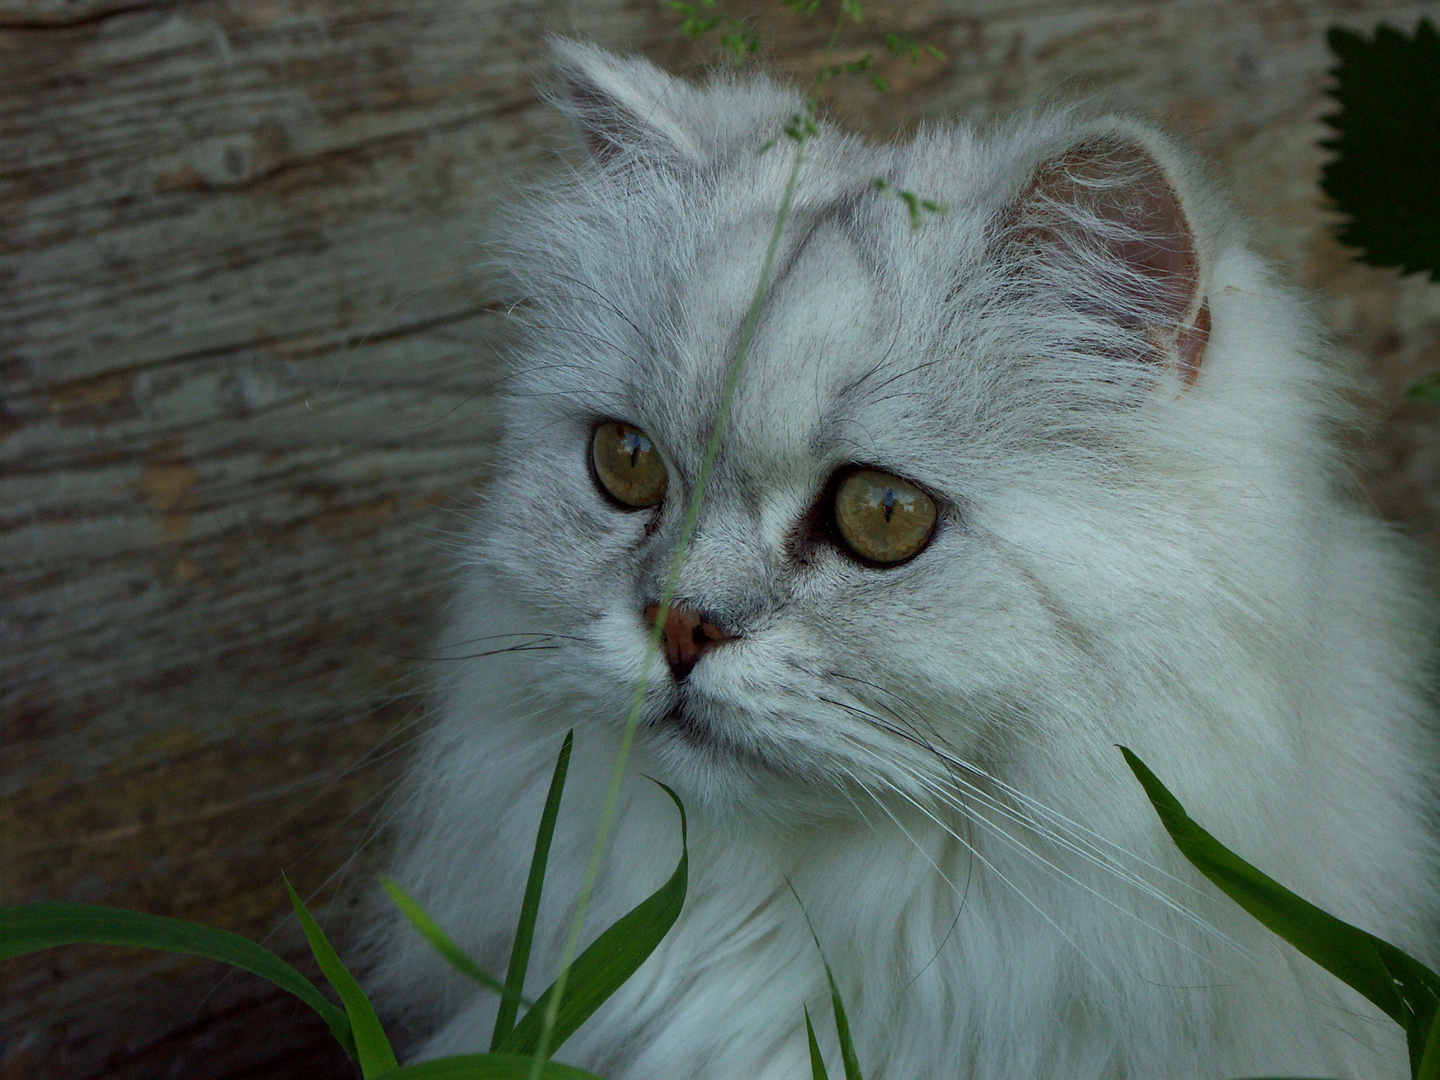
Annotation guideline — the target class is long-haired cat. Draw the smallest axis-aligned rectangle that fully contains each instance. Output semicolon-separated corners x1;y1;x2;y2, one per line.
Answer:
367;41;1440;1079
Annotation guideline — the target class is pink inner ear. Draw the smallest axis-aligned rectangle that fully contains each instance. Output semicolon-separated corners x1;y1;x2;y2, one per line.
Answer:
1019;135;1209;384
1176;299;1210;386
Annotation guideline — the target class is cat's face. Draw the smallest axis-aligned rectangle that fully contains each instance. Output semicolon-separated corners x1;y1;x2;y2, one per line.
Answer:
472;44;1214;812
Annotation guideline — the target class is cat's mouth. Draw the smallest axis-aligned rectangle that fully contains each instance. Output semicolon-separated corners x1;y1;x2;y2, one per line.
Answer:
652;689;757;763
660;696;716;747
653;691;788;777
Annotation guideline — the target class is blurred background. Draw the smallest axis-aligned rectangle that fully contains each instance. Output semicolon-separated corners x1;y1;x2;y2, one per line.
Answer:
3;1;1437;1077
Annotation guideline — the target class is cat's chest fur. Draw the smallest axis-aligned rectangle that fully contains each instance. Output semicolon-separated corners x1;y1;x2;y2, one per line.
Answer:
366;41;1440;1079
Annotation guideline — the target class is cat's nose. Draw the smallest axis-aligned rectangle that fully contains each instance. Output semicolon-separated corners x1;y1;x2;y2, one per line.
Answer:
641;601;736;682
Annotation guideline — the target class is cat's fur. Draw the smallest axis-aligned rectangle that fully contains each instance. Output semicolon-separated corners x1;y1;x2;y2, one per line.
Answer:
368;42;1440;1079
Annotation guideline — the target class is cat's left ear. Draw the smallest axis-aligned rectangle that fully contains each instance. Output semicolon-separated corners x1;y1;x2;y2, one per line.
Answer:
548;40;805;172
549;39;704;167
1006;122;1212;386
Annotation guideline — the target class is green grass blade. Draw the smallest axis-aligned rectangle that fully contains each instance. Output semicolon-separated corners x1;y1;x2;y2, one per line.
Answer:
371;1053;604;1080
786;882;863;1080
1120;746;1440;1076
285;876;398;1076
828;957;863;1080
0;900;355;1058
498;781;687;1057
1418;1002;1440;1080
493;730;574;1050
805;1005;831;1080
382;879;528;1010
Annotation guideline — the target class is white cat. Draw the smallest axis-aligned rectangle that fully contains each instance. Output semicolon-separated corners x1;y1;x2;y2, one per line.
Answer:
367;41;1440;1079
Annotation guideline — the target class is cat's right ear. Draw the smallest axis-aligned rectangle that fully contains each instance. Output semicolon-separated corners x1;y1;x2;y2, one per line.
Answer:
548;40;702;169
1002;122;1213;386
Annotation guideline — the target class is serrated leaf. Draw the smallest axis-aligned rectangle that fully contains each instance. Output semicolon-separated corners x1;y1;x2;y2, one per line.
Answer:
1320;19;1440;280
1120;747;1440;1079
493;730;573;1049
371;1053;604;1080
286;876;398;1075
497;782;688;1058
1408;372;1440;402
0;901;356;1059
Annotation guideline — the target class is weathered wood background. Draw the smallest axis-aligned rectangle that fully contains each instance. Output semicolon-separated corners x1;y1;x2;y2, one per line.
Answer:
4;1;1437;1077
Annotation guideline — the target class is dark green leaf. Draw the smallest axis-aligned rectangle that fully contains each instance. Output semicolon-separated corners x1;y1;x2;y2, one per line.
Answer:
1120;747;1440;1078
382;880;525;1010
1320;20;1440;280
286;876;398;1075
805;1006;831;1080
372;1053;604;1080
0;901;356;1059
497;782;688;1057
2;898;360;1059
493;730;572;1049
1419;1003;1440;1080
1408;373;1440;403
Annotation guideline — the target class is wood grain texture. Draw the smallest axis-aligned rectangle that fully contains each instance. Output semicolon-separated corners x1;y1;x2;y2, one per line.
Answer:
3;1;1437;1077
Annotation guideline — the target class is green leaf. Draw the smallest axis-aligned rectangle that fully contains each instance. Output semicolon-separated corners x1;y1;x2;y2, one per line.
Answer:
805;1005;831;1080
787;884;864;1080
1320;19;1440;280
0;900;356;1059
1420;995;1440;1080
825;950;863;1080
497;781;688;1057
382;880;526;1010
371;1053;604;1080
720;27;760;61
286;876;398;1075
493;731;573;1049
882;30;917;60
1120;747;1440;1078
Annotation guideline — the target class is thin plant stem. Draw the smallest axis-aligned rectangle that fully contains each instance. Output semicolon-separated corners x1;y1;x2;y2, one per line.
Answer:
524;136;810;1080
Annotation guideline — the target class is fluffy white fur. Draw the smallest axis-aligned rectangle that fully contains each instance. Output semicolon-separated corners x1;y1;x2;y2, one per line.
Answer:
368;42;1440;1079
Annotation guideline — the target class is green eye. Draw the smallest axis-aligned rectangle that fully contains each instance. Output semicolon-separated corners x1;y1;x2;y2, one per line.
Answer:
591;421;668;509
832;468;937;564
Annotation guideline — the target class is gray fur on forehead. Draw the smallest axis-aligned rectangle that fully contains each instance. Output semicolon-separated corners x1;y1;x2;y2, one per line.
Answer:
500;43;1223;491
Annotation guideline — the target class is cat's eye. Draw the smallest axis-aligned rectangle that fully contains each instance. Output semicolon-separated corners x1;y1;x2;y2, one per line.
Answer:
832;468;937;565
590;421;668;509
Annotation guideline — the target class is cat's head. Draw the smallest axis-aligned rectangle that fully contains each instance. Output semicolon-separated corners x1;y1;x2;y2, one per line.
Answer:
466;42;1327;815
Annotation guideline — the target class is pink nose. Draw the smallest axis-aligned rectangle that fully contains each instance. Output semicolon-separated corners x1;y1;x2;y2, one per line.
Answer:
642;602;735;681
